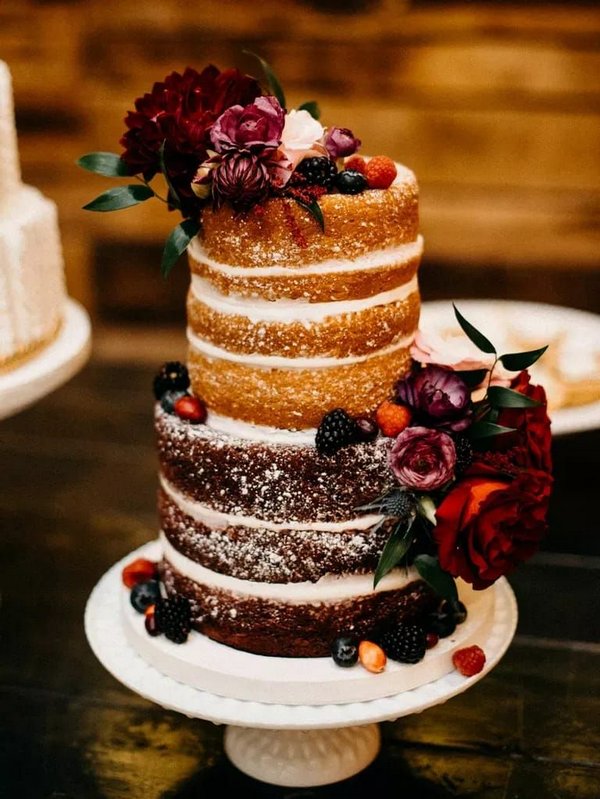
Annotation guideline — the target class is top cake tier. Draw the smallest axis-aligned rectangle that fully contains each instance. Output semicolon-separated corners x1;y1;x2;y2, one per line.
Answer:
187;165;421;429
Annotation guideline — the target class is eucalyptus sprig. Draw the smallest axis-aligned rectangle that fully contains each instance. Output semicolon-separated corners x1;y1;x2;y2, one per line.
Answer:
77;148;200;277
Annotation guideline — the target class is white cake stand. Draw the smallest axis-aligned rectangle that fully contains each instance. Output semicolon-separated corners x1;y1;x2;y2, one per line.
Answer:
85;543;517;787
0;298;91;420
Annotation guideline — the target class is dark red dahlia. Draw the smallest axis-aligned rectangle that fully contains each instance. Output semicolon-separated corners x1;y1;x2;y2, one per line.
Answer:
120;66;261;216
212;152;270;210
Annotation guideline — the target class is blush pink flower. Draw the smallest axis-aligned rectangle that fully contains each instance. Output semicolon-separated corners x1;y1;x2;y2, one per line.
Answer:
280;109;327;173
411;330;512;388
389;426;456;491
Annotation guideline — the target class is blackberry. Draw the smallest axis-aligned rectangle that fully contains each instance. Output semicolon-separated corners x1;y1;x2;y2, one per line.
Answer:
335;169;368;195
454;435;473;474
154;595;193;644
153;361;190;400
295;157;337;189
379;623;427;664
315;409;361;455
331;635;359;667
130;580;161;614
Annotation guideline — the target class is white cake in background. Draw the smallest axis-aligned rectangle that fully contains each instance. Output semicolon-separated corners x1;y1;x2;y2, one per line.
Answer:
0;60;66;370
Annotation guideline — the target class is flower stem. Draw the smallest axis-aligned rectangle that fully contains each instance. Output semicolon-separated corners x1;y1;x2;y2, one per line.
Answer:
134;175;169;205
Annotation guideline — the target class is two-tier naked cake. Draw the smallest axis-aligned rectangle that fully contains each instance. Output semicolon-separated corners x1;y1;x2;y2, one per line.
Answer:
0;61;66;371
84;62;552;685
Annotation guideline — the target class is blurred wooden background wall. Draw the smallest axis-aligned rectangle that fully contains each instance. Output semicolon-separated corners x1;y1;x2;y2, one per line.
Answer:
1;0;599;324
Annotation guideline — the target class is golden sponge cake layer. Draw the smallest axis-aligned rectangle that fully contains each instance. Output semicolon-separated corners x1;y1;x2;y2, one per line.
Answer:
187;279;420;358
188;237;422;303
188;334;412;428
198;168;418;268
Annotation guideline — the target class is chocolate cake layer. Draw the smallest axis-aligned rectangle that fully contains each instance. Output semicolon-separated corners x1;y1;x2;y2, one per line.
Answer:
187;343;412;428
156;408;394;524
186;287;420;358
159;488;393;584
161;560;437;658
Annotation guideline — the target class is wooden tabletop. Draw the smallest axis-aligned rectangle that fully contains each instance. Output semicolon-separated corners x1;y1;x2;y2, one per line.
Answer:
1;359;599;798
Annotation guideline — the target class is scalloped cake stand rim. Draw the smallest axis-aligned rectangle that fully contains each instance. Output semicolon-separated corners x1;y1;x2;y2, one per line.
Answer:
85;541;518;731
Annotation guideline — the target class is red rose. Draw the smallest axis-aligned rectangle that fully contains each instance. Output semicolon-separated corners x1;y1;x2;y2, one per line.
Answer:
434;470;552;589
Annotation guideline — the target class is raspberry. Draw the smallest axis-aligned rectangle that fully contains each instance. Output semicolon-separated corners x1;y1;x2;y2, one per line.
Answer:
343;155;366;174
375;400;412;437
315;409;361;455
153;361;190;400
365;156;397;190
378;624;426;664
452;645;486;677
295;157;337;189
174;395;207;424
154;595;193;644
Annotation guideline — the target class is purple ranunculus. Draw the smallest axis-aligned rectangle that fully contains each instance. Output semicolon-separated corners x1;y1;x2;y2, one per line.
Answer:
396;365;472;432
212;151;270;210
324;126;361;159
389;426;456;491
210;96;284;157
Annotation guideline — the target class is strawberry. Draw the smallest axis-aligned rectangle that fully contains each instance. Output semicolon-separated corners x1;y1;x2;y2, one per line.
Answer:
452;645;486;677
122;558;158;588
174;395;207;424
365;155;397;190
375;400;412;437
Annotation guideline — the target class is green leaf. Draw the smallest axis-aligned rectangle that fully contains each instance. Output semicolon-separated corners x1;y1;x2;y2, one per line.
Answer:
469;420;516;440
456;368;489;389
453;304;496;355
500;345;548;371
488;386;541;409
159;141;181;210
293;197;325;231
374;521;415;588
161;219;201;277
77;152;130;177
298;100;321;120
413;555;458;602
82;184;154;212
243;50;286;108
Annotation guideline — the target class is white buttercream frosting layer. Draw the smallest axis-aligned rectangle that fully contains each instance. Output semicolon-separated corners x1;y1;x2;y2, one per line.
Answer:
160;531;417;601
190;274;418;323
161;475;384;533
188;235;423;277
188;328;414;368
206;412;317;443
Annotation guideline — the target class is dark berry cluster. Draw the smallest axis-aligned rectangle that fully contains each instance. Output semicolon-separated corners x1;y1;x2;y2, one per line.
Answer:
315;409;361;455
154;596;193;644
378;623;427;664
295;157;338;189
153;361;189;400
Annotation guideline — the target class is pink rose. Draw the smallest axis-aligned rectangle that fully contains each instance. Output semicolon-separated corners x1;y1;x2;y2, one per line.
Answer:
280;109;327;171
411;330;512;388
389;426;456;491
210;96;284;157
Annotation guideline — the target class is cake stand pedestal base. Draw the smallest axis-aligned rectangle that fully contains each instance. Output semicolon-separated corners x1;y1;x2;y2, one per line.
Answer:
224;724;381;787
85;544;517;789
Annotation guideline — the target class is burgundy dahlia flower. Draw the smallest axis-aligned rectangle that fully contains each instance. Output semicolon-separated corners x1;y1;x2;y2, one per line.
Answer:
119;65;261;216
210;96;285;157
212;152;270;210
389;426;457;491
396;364;472;432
